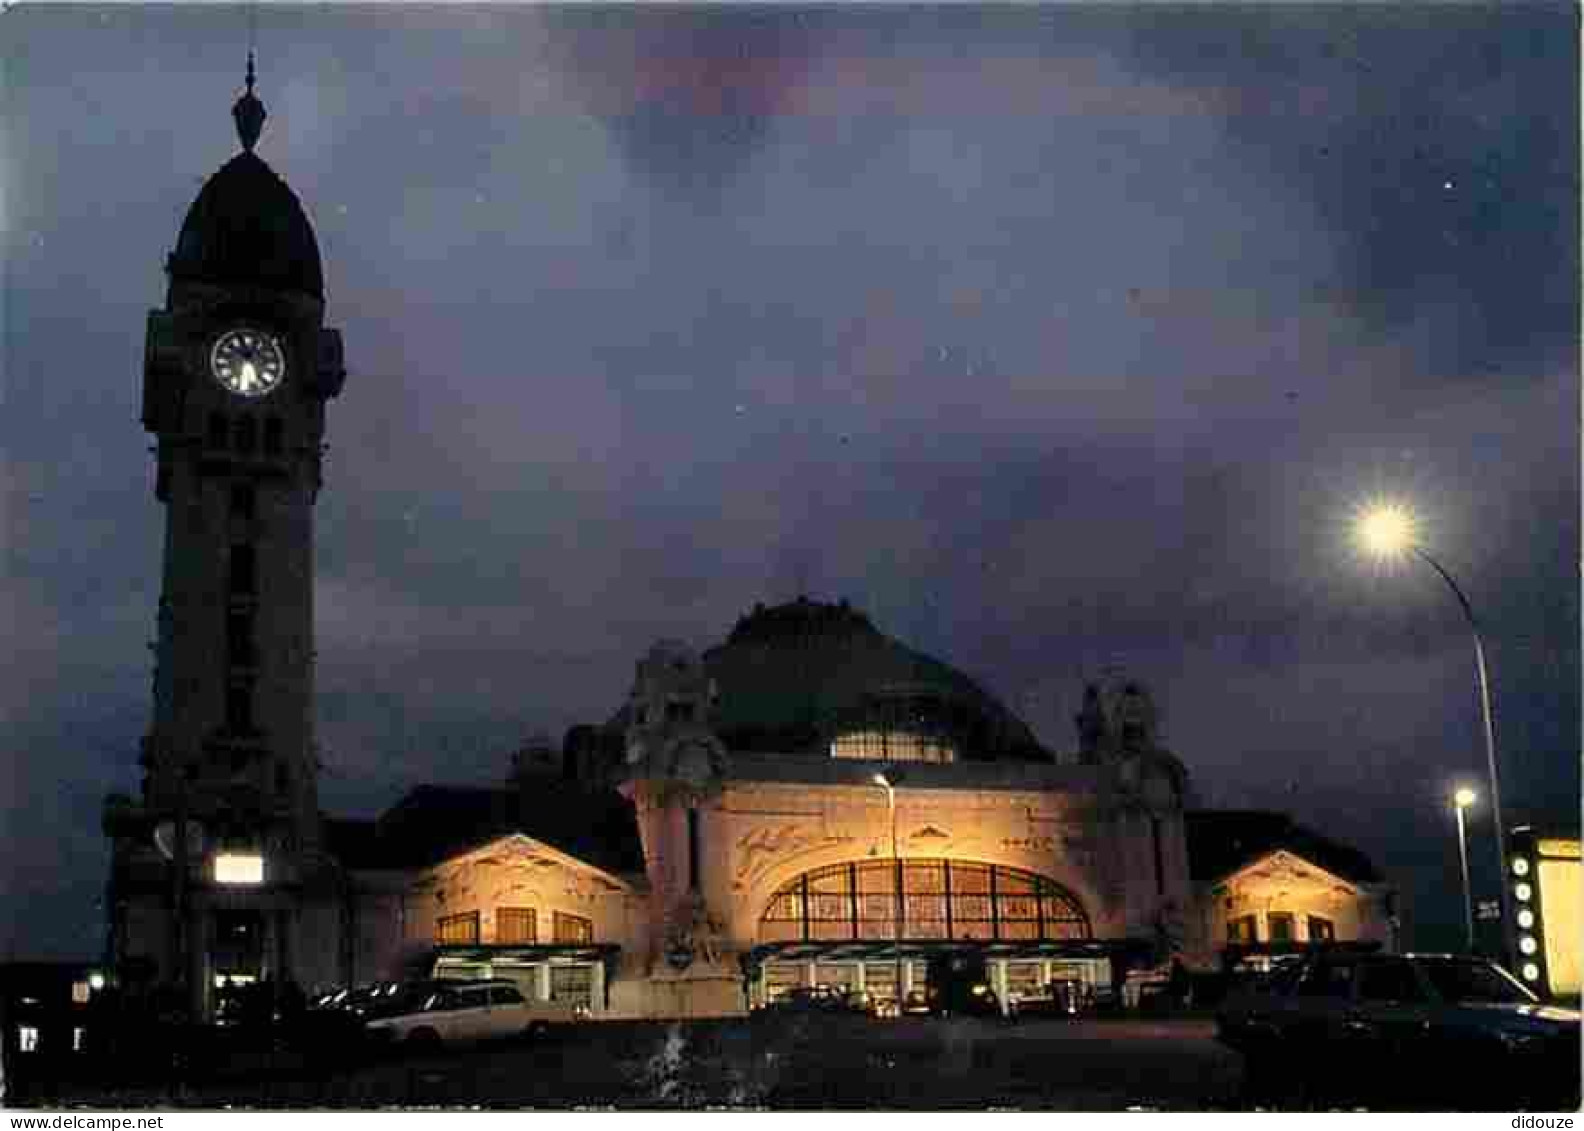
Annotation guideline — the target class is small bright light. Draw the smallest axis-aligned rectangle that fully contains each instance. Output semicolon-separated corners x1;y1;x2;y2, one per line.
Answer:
214;852;264;885
1522;963;1541;982
1515;882;1533;902
1517;909;1535;929
872;773;891;788
1512;857;1531;877
1520;935;1539;955
1355;501;1418;560
87;972;105;991
1454;788;1477;809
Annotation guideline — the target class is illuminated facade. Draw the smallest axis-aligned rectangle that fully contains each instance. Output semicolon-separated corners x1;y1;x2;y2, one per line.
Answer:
101;72;1393;1023
1184;811;1396;970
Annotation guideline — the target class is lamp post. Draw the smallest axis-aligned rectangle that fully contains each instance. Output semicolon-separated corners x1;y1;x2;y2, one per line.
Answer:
873;773;901;1017
1355;502;1511;966
1453;787;1477;953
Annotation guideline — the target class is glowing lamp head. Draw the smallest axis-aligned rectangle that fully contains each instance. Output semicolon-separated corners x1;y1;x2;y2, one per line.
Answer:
1454;787;1477;810
1355;501;1418;560
87;971;105;991
1522;963;1541;982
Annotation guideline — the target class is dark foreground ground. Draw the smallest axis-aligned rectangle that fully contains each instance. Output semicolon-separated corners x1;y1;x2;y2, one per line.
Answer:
14;1014;1580;1111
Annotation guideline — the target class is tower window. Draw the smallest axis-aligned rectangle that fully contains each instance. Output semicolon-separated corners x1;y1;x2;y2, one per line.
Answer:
666;701;695;723
226;682;254;734
229;545;256;595
688;808;702;892
230;483;255;520
233;416;256;455
208;412;229;450
264;417;283;456
227;610;255;667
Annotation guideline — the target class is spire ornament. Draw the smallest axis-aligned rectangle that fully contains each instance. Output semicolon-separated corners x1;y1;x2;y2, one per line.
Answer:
232;49;266;152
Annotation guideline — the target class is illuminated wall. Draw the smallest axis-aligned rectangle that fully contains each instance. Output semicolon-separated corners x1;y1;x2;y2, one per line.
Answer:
1510;830;1580;998
1194;849;1393;962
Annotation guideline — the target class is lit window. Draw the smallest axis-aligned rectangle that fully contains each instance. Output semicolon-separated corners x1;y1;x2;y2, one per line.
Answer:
758;860;1089;943
72;981;91;1004
18;1026;39;1052
73;1027;86;1052
437;911;481;945
830;730;957;764
1306;915;1336;942
214;852;264;884
1227;915;1258;944
553;912;594;945
1268;913;1295;943
497;907;537;945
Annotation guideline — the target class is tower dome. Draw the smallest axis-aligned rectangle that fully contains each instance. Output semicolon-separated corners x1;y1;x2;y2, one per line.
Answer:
166;60;324;300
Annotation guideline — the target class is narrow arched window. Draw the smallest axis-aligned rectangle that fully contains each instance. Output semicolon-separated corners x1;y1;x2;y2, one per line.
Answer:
208;412;228;449
264;417;283;456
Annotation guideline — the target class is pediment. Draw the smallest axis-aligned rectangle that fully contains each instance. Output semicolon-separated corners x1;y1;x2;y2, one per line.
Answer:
1221;848;1360;895
433;832;635;895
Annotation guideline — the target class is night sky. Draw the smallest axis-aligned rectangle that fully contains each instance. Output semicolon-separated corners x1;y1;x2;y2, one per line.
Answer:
3;3;1577;961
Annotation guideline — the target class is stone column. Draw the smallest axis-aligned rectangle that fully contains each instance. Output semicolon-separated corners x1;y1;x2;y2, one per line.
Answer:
900;961;914;997
804;960;817;988
536;963;552;1002
992;960;1009;1016
588;960;605;1014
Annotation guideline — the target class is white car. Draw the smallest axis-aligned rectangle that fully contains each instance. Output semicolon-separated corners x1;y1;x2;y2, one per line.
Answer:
365;979;582;1049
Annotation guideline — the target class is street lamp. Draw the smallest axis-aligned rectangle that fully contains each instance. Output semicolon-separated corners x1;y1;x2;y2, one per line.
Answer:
1453;787;1478;952
872;772;901;1016
1354;500;1510;964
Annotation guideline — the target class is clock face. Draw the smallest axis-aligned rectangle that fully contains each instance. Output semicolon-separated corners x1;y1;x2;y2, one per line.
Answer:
210;328;286;398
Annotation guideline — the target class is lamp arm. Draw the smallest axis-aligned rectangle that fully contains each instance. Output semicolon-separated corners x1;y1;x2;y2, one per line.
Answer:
1412;544;1511;965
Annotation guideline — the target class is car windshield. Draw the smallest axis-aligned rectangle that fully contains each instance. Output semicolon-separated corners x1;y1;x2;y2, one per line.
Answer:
1417;958;1537;1005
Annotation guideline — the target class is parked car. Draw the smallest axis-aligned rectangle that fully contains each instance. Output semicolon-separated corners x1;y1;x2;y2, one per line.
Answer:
1217;951;1581;1109
364;979;581;1050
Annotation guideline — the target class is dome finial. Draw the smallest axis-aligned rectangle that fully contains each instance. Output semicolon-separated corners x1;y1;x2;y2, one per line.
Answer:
232;48;266;152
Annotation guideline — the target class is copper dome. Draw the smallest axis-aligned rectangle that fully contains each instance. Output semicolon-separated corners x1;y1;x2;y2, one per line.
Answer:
697;598;1049;761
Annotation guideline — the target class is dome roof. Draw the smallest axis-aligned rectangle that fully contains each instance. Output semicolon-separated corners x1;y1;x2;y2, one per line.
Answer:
168;149;324;299
697;598;1049;761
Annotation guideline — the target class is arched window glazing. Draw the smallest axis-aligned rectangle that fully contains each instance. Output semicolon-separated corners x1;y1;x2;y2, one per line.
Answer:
759;859;1090;944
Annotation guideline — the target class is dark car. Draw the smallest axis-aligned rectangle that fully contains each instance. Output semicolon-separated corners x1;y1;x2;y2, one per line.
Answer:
1217;951;1581;1109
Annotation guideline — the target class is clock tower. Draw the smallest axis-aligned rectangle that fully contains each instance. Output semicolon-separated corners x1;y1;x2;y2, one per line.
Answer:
106;58;346;1014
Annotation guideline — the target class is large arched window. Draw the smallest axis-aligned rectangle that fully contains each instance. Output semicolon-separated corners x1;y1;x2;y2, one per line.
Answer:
759;859;1089;944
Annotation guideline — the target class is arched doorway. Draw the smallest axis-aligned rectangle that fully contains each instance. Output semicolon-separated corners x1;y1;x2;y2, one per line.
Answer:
752;859;1095;1011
